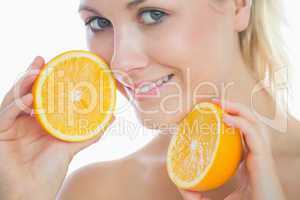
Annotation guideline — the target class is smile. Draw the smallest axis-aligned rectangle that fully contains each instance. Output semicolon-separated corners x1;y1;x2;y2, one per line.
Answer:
135;73;174;95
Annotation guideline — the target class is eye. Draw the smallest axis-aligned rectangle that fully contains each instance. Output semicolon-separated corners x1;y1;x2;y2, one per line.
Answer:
138;9;167;25
85;16;112;32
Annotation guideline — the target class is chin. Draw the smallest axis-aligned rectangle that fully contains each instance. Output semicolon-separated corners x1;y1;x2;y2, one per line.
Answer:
134;102;191;133
122;75;197;131
137;114;178;131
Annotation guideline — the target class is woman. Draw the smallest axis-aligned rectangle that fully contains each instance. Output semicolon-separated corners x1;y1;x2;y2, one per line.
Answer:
0;0;299;199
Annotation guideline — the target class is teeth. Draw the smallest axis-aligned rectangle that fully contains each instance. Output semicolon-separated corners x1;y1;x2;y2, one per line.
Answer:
163;75;169;83
135;74;174;94
156;78;164;86
136;83;155;94
156;74;174;86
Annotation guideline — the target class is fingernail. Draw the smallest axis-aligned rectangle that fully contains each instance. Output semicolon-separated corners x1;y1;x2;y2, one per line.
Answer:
223;115;234;126
223;114;230;120
28;73;39;80
26;65;39;72
30;109;35;117
212;98;220;102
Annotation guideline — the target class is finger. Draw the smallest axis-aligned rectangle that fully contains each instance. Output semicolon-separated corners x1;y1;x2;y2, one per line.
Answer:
223;114;268;156
239;128;249;162
238;161;249;190
1;72;38;109
0;93;33;132
212;98;256;122
224;161;249;200
179;189;207;200
1;56;44;108
240;136;249;161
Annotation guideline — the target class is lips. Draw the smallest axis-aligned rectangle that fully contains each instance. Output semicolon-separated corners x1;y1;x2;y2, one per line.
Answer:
134;73;174;95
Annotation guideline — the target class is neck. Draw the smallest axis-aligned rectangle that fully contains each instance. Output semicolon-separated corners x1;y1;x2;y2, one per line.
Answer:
224;59;300;157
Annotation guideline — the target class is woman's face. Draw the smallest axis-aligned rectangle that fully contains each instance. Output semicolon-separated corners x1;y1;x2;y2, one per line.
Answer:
79;0;244;130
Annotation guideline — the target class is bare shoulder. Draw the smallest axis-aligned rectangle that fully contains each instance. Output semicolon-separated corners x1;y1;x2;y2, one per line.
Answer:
57;156;135;200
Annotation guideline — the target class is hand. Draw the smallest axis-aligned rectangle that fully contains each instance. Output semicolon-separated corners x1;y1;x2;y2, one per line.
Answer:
179;99;286;200
0;56;114;200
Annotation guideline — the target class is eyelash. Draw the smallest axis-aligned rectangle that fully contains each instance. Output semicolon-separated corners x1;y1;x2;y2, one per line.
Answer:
84;16;111;32
84;9;167;33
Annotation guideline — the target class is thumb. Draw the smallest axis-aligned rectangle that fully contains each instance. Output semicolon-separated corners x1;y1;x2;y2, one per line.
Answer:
179;189;211;200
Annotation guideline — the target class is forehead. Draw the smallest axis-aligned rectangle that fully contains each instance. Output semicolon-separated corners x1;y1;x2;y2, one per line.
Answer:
79;0;181;9
79;0;146;8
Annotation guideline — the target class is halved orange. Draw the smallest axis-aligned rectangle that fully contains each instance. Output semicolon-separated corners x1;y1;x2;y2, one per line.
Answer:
32;50;116;142
167;102;242;191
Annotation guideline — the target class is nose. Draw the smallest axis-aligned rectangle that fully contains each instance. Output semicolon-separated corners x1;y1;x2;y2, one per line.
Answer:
110;25;149;75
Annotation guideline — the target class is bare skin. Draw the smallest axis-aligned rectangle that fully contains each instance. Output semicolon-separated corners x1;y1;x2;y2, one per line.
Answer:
58;65;300;199
58;117;300;200
1;0;299;199
1;56;299;200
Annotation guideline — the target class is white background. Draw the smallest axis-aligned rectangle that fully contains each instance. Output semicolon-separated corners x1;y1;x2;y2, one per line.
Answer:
0;0;299;176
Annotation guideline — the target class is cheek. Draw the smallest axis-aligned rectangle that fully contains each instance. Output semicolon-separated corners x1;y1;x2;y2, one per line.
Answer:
86;33;130;98
86;33;114;64
147;2;232;85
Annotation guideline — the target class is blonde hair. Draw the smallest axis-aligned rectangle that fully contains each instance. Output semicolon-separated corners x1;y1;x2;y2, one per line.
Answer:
239;0;291;112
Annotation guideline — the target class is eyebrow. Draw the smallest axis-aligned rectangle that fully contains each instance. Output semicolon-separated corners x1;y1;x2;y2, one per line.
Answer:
78;5;102;15
78;0;147;14
126;0;147;9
